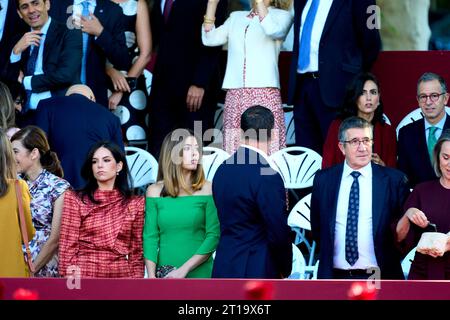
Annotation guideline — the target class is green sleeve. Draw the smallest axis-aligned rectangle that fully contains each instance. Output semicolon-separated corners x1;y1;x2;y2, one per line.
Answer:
195;197;220;255
143;197;159;263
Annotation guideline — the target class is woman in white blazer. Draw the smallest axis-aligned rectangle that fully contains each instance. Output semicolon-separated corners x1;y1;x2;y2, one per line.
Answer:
202;0;293;154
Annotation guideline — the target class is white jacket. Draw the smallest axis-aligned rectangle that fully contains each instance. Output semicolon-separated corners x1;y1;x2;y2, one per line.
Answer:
202;8;293;89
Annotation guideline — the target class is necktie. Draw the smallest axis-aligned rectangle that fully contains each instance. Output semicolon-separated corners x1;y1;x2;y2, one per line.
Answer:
80;1;90;84
163;0;173;23
345;171;361;266
23;45;40;112
298;0;320;71
427;126;438;161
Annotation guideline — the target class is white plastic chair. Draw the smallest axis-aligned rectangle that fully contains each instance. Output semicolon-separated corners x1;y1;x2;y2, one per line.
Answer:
396;106;450;138
288;193;317;266
269;147;322;190
125;146;158;189
289;243;306;279
382;113;391;125
210;103;224;146
202;146;230;181
401;246;416;279
283;104;295;146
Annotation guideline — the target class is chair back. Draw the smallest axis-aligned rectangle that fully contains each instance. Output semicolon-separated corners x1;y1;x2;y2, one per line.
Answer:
125;146;158;188
401;247;416;279
202;146;230;181
269;147;322;189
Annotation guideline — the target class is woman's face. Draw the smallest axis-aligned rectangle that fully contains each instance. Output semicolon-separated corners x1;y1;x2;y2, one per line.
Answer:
14;96;24;113
92;147;123;184
181;136;200;172
356;80;380;118
11;140;34;174
439;141;450;182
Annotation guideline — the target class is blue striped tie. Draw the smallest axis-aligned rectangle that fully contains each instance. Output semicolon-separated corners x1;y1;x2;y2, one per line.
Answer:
80;1;90;84
345;171;361;266
298;0;320;71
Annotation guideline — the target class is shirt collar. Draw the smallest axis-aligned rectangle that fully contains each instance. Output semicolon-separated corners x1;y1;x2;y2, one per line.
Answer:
74;0;96;6
424;112;447;131
343;161;372;179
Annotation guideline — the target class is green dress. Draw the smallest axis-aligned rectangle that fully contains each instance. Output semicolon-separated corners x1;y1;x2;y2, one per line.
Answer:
143;195;220;278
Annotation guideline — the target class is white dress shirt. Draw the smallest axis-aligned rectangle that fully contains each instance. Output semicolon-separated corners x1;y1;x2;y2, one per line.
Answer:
10;17;53;110
0;0;8;42
424;113;447;144
333;161;379;270
297;0;333;73
72;0;97;24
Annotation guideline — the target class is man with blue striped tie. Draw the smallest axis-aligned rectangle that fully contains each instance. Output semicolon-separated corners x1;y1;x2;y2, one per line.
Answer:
287;0;381;155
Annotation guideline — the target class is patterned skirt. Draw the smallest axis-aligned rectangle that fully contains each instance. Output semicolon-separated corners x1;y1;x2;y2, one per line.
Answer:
223;87;286;155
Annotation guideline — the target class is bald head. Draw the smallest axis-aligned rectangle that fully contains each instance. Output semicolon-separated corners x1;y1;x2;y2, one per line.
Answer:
66;85;96;102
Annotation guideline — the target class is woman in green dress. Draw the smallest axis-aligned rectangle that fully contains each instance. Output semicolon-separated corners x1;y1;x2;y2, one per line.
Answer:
143;129;220;278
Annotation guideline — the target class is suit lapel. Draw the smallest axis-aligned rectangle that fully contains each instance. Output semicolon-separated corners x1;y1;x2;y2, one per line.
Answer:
328;164;344;238
417;119;432;167
321;0;345;40
371;164;387;239
42;20;56;65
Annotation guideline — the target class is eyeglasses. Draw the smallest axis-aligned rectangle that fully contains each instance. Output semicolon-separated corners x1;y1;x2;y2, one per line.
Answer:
417;93;445;103
341;138;373;148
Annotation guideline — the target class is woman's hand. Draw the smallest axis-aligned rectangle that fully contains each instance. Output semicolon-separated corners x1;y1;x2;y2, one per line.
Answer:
405;207;429;228
164;266;188;279
107;68;131;92
108;91;123;110
372;153;385;166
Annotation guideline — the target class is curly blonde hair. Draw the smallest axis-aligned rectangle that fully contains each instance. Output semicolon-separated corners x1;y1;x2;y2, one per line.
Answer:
270;0;292;10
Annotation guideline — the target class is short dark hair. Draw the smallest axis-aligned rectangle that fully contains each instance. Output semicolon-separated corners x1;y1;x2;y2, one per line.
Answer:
417;72;448;95
338;116;373;142
240;105;274;142
339;72;385;124
15;0;46;9
432;129;450;177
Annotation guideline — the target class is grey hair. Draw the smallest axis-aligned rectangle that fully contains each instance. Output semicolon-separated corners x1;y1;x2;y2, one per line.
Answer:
338;116;373;142
417;72;448;96
432;129;450;177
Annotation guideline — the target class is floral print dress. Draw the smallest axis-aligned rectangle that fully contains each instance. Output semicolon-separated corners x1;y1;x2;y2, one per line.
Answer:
23;170;71;277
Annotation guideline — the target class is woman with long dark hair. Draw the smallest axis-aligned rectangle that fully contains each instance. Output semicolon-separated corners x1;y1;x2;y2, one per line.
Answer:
59;141;145;278
11;126;70;277
322;72;397;168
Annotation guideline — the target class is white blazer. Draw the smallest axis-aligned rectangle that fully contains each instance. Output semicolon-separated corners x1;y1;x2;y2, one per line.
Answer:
202;8;293;89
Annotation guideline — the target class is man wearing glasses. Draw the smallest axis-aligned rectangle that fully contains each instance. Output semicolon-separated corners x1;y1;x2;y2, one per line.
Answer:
398;72;450;188
311;116;409;279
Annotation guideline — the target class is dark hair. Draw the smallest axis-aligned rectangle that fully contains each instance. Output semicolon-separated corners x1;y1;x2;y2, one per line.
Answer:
432;129;450;177
10;125;64;178
417;72;447;95
79;141;132;204
15;0;46;9
339;72;385;124
241;105;274;142
7;81;26;106
338;116;374;142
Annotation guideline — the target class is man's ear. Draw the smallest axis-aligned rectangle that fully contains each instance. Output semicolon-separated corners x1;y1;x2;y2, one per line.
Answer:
338;142;346;156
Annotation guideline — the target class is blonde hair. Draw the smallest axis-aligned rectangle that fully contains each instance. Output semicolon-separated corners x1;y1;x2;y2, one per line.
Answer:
157;129;206;197
253;0;292;10
0;81;16;131
0;129;16;197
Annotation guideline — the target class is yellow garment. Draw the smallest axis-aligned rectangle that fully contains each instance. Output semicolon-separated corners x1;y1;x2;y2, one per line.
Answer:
0;180;34;277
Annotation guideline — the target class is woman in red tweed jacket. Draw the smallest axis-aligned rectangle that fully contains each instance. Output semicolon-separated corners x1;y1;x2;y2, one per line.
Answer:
59;141;145;278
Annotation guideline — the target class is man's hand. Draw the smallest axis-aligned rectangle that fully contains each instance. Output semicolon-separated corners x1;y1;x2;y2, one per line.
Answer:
186;85;205;112
18;70;24;84
13;31;42;55
80;13;104;37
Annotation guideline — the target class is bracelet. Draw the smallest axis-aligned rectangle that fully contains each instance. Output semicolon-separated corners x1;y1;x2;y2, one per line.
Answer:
204;15;216;22
203;16;215;24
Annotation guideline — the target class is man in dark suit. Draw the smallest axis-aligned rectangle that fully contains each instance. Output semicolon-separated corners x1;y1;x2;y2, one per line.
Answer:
35;85;124;189
49;0;130;107
212;105;292;279
148;0;227;158
0;0;28;81
288;0;381;154
9;0;82;126
398;72;450;188
311;117;409;279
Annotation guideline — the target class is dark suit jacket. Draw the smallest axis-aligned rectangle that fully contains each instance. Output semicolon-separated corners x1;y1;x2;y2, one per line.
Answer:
397;117;450;188
49;0;131;106
287;0;381;107
9;19;82;96
310;163;409;279
212;147;292;279
150;0;227;98
0;0;28;81
35;94;124;189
